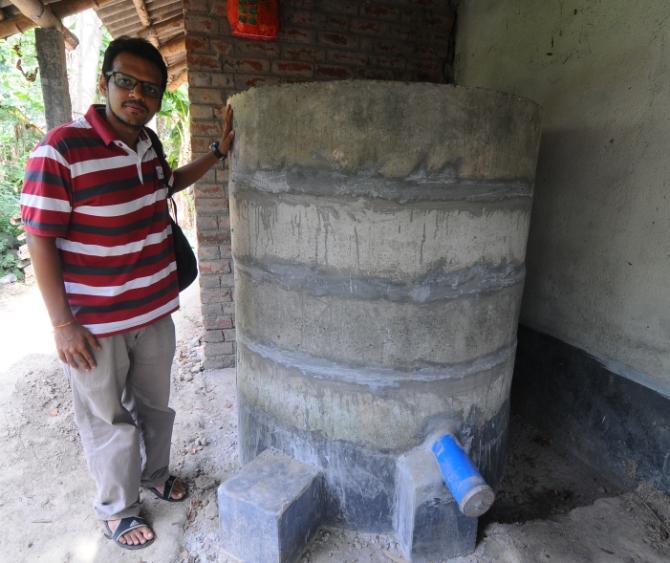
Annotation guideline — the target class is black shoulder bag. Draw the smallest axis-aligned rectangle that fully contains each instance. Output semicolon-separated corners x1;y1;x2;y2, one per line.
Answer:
145;128;198;291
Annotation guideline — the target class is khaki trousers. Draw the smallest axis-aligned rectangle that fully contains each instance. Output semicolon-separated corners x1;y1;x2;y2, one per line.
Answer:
64;315;176;520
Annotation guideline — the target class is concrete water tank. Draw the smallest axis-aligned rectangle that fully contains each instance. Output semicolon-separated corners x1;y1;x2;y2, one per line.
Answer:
227;81;541;547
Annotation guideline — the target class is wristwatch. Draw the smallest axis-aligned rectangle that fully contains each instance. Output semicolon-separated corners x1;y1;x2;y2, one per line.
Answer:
209;141;226;160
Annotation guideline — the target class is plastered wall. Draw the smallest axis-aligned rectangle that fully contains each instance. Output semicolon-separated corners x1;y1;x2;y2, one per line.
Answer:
455;0;670;395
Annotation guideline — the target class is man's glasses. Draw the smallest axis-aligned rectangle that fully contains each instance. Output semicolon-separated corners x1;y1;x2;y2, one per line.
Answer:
105;71;163;99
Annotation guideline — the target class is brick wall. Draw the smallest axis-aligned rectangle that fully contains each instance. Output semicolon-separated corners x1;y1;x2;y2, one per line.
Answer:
183;0;456;368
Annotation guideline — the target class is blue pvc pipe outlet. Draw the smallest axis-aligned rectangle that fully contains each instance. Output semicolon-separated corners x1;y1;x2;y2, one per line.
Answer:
431;434;495;518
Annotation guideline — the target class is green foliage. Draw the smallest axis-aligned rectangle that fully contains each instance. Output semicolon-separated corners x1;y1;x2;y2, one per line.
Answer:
157;85;190;169
0;32;45;277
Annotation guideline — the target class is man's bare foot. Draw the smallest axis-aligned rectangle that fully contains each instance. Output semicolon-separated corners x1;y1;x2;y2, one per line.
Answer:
150;476;187;501
106;518;154;546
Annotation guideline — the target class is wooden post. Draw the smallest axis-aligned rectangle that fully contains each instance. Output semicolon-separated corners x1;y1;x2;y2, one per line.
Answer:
35;27;72;129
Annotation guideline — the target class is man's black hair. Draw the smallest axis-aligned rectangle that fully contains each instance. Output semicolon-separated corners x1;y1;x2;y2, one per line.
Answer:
102;36;168;92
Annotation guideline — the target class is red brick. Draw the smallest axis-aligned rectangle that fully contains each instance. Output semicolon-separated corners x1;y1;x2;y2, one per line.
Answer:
191;168;216;184
199;273;222;289
222;329;237;341
212;39;234;55
289;10;324;27
350;18;388;36
234;75;280;89
196;215;219;232
211;74;235;88
194;183;227;199
413;43;445;59
198;244;220;260
190;103;214;120
202;329;224;343
188;71;211;87
214;168;230;184
372;39;413;57
236;59;271;73
386;23;417;43
280;27;315;44
290;0;314;7
318;32;358;49
187;16;217;33
186;36;210;53
218;215;231;230
362;3;401;21
272;61;314;77
235;41;281;57
200;287;232;303
410;0;447;7
198;259;231;275
370;55;406;70
189;87;223;105
281;45;325;62
203;315;234;330
191;121;221;136
421;10;456;29
198;228;231;243
327;50;368;67
204;341;234;356
323;14;349;32
191;138;210;153
362;67;394;80
316;65;353;79
220;274;234;287
414;60;445;82
217;258;232;273
318;0;359;15
211;1;227;18
183;0;208;15
188;54;220;71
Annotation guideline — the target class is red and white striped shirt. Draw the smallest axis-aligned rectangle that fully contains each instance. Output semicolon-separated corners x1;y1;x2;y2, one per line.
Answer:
21;104;179;337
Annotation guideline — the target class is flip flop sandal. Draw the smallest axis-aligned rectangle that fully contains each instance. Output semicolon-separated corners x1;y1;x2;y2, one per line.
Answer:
148;475;188;502
103;516;156;550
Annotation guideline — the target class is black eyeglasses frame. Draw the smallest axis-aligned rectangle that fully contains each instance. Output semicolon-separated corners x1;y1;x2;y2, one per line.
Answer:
105;71;164;99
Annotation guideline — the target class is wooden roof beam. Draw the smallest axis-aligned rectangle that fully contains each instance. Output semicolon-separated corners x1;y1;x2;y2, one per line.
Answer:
159;35;184;59
167;61;186;90
0;0;114;40
8;0;79;48
130;0;159;48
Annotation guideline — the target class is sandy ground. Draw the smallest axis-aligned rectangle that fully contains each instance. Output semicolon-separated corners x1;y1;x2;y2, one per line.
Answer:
0;280;668;563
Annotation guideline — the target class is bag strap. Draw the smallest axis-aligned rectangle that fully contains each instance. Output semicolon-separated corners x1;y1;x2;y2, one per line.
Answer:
144;127;179;223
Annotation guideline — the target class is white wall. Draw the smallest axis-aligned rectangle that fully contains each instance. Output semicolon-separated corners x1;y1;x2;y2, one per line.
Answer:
455;0;670;395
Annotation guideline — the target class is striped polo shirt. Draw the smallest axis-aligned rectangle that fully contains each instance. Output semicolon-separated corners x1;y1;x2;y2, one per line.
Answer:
20;104;179;337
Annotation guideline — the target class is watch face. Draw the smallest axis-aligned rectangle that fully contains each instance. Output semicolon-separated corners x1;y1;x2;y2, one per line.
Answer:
210;142;224;159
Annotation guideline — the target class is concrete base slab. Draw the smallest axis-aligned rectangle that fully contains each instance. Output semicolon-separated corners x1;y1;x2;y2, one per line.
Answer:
394;447;477;561
218;448;325;563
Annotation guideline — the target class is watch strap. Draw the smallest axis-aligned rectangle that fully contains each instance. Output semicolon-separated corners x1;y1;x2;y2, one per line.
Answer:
210;141;225;160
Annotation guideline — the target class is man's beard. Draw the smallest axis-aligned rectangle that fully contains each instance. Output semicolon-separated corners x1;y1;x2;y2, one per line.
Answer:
110;106;146;130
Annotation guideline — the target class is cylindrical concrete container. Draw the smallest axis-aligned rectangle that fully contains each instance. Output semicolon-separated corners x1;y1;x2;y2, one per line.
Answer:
229;81;542;531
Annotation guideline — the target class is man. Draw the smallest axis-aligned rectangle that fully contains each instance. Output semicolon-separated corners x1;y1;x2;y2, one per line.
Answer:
20;36;233;549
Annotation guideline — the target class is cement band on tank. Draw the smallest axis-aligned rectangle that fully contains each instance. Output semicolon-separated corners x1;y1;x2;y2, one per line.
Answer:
237;334;516;389
234;258;525;303
231;168;533;204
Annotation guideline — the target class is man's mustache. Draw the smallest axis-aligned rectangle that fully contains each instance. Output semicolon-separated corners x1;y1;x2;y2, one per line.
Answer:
122;101;148;111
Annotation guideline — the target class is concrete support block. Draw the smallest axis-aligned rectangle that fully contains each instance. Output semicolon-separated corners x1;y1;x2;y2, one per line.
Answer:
394;447;477;562
218;448;324;562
